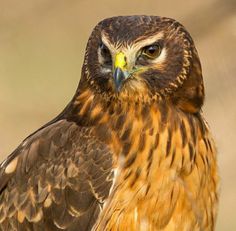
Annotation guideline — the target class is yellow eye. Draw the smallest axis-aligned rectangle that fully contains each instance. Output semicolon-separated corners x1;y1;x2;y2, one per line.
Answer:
142;44;161;59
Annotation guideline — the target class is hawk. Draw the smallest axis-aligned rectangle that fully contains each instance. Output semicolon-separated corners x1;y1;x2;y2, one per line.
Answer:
0;16;218;231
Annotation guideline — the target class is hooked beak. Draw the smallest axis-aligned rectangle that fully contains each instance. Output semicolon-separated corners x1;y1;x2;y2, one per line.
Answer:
113;52;128;92
114;67;126;92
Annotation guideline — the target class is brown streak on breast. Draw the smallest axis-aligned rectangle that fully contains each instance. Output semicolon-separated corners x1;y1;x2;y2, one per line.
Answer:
124;153;137;169
120;121;132;140
180;119;187;147
130;167;142;188
146;147;154;178
188;115;197;145
115;114;126;130
166;128;172;157
138;133;146;152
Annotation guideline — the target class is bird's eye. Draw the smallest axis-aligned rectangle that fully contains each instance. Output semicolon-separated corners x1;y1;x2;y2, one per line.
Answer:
100;43;110;57
99;43;112;66
141;44;161;59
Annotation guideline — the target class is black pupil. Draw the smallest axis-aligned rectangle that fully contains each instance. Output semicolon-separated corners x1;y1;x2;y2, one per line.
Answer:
101;44;109;56
148;46;157;54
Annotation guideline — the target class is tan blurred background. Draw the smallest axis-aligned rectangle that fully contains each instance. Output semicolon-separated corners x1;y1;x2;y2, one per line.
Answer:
0;0;235;230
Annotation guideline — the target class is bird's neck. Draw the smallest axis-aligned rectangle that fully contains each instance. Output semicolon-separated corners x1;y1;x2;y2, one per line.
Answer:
69;89;205;161
72;89;212;230
70;88;213;227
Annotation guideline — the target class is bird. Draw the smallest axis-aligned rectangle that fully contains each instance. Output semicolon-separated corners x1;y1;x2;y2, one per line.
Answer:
0;15;219;231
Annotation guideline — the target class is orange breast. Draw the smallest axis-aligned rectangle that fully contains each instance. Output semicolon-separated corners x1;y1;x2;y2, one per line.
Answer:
93;103;218;231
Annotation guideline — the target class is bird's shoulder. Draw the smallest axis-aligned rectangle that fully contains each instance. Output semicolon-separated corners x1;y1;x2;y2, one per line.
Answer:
0;119;114;230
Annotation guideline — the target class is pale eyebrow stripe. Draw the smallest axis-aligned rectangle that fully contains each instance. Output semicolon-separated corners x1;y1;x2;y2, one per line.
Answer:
122;32;165;67
100;31;166;66
101;31;164;54
132;32;164;51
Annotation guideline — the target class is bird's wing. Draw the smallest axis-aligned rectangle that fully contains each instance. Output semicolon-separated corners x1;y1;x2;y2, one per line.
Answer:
0;119;114;231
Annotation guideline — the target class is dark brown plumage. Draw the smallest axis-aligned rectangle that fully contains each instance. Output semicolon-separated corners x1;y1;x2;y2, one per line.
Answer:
0;16;218;231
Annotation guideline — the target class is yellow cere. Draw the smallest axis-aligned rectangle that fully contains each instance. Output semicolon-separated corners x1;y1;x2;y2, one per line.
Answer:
115;52;127;69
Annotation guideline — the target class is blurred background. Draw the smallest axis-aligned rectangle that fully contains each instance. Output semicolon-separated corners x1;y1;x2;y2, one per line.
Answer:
0;0;235;230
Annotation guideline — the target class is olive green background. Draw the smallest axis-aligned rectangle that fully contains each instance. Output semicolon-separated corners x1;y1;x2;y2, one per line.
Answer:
0;0;235;230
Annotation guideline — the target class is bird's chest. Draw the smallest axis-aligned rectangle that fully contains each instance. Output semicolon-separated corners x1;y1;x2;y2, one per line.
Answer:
96;128;182;230
93;104;203;230
91;101;218;231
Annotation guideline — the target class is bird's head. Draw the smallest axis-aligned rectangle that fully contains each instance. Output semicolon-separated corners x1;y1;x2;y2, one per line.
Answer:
80;16;204;113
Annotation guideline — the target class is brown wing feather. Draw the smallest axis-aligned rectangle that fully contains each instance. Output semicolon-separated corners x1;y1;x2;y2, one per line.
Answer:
0;120;114;231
